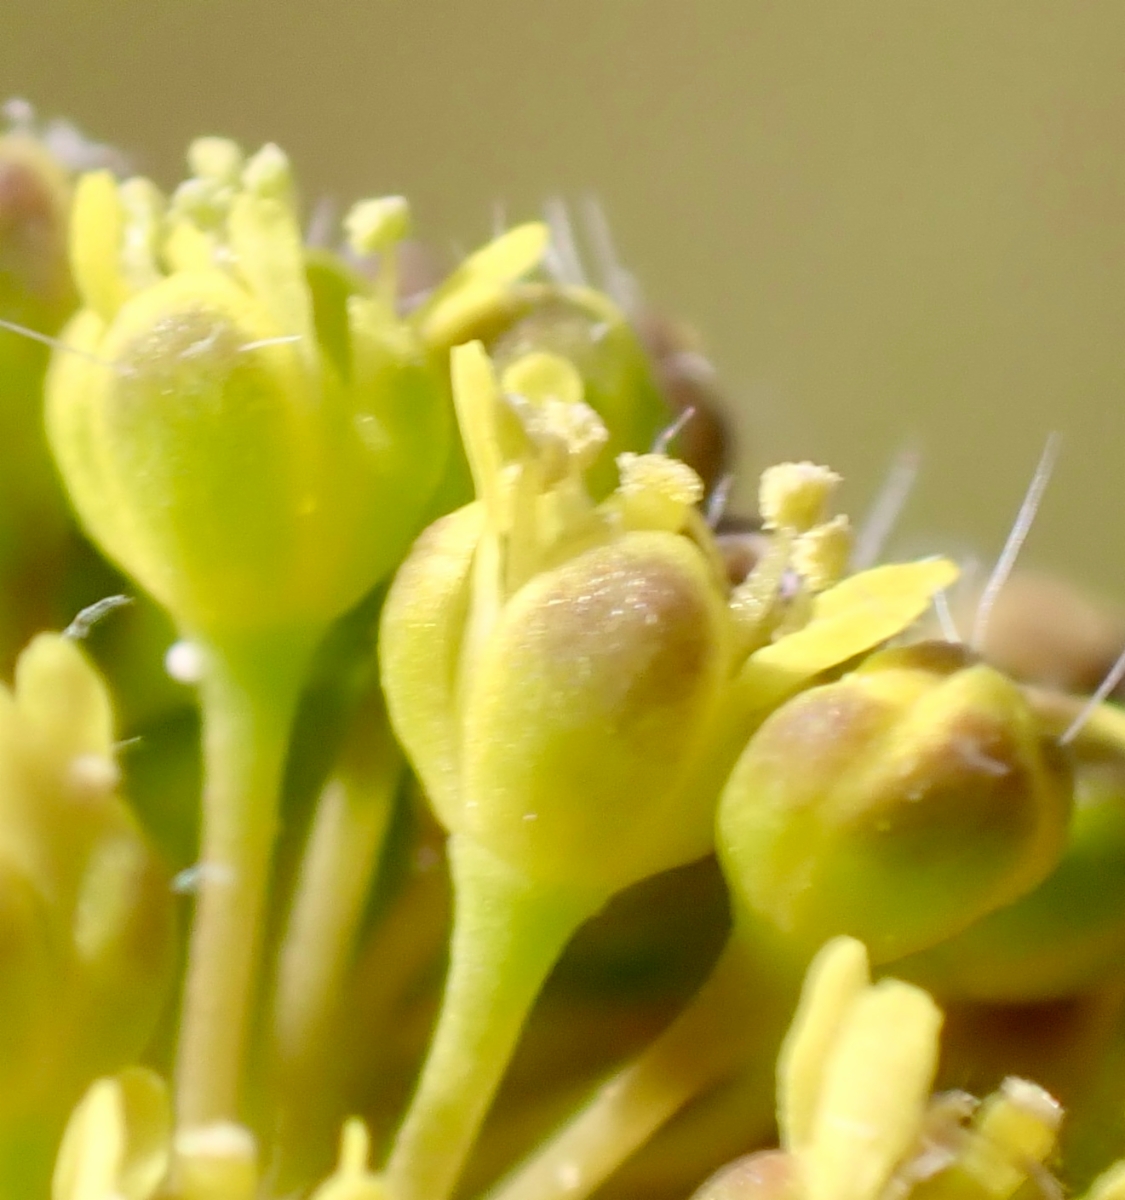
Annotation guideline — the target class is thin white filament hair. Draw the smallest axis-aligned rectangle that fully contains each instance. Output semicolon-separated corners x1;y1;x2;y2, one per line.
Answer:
1060;641;1125;746
932;589;961;644
0;316;117;369
706;473;735;528
543;198;587;288
970;433;1061;653
64;594;134;640
652;405;696;455
581;195;641;316
238;334;303;353
852;445;920;570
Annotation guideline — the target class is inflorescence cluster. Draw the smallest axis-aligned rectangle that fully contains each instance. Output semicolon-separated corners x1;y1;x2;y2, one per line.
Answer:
2;108;1125;1200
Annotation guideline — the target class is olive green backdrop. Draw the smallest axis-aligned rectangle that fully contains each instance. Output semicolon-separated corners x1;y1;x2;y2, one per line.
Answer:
4;2;1125;593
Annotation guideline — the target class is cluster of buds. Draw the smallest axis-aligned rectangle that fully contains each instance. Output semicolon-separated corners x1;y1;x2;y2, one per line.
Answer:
1;110;1125;1200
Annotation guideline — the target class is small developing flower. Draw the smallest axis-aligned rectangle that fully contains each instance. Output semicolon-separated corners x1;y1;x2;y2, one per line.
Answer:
777;937;943;1200
718;641;1072;964
693;938;1067;1200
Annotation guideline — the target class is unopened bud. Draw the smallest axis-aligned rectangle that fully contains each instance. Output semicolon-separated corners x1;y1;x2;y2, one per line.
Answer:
459;530;729;892
718;642;1072;963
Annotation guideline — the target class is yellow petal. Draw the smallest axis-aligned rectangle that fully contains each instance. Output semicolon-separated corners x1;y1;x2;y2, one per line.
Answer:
70;171;130;323
52;1078;126;1200
777;937;870;1155
803;979;942;1200
414;222;549;348
736;558;959;713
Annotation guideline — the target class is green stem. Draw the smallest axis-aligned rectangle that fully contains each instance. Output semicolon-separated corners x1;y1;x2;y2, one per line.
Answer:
487;934;800;1200
384;835;601;1200
174;628;318;1130
268;687;402;1179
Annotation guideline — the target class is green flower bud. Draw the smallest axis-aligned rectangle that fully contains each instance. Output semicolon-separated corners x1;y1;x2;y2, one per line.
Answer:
896;722;1125;1001
718;641;1073;965
46;140;449;640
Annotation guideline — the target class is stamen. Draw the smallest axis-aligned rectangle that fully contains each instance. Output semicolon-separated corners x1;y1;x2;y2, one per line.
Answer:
852;446;920;570
971;434;1061;653
1059;640;1125;746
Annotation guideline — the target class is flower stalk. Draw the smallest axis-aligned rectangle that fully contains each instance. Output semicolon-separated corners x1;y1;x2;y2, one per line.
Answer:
175;628;318;1130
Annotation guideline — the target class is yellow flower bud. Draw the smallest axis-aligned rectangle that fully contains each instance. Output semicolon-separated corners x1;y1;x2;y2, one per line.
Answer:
383;340;730;897
718;642;1072;964
0;634;173;1131
379;339;731;1200
459;528;728;891
47;140;449;640
52;1067;170;1200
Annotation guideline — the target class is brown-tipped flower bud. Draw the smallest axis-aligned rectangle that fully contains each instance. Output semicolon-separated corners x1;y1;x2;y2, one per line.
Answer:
459;528;729;893
0;127;80;652
717;642;1072;965
0;130;74;335
896;741;1125;1002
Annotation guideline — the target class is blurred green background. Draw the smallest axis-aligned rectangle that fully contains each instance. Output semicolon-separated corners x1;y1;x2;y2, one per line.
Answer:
4;1;1124;592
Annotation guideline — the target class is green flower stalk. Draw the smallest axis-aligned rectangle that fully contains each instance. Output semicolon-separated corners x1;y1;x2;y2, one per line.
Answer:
267;678;404;1187
43;137;459;1141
